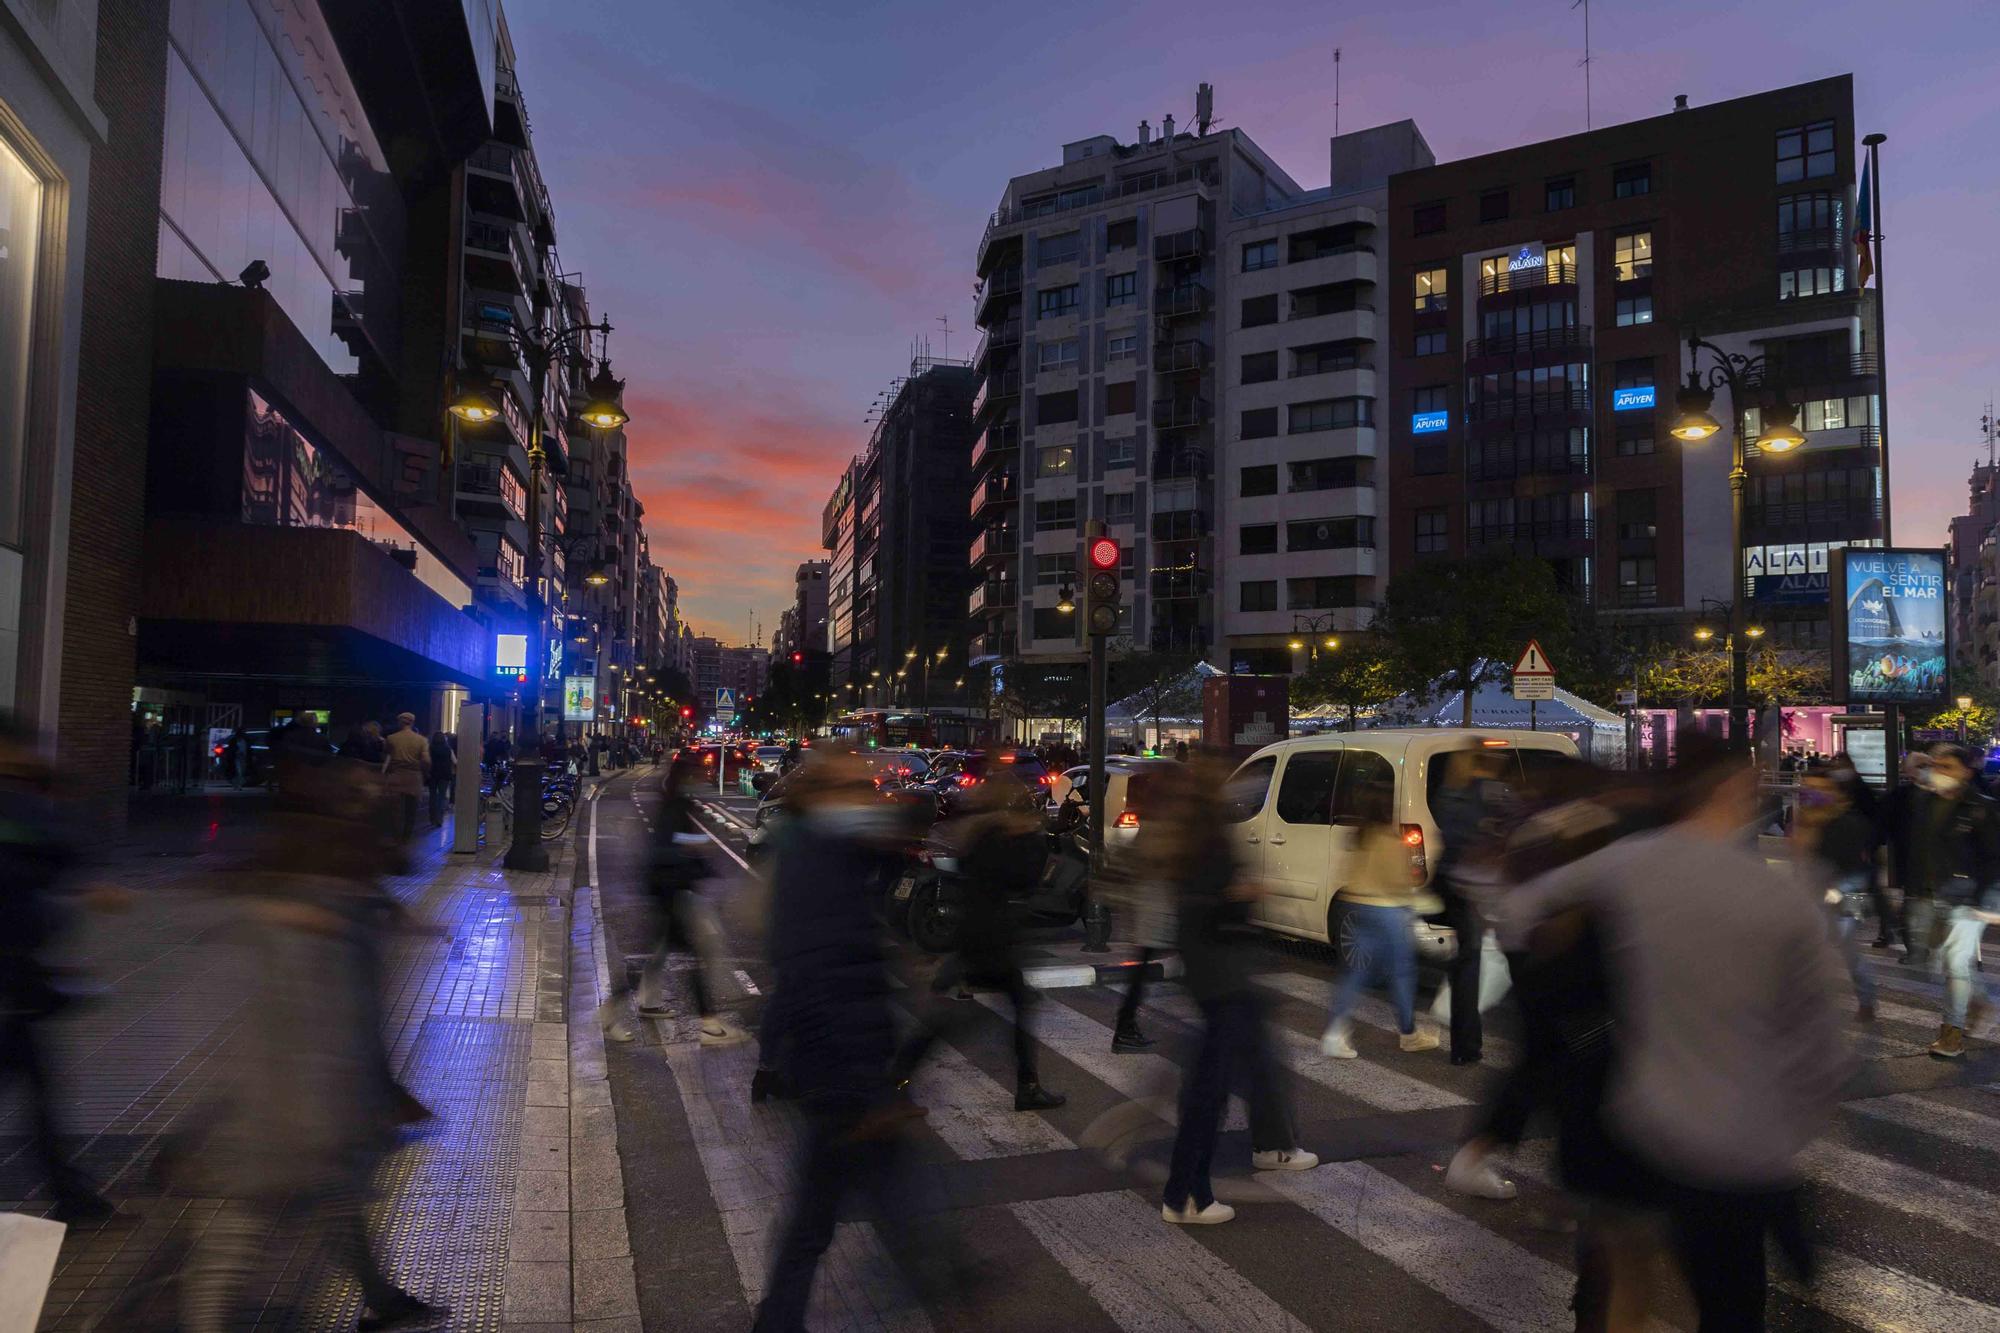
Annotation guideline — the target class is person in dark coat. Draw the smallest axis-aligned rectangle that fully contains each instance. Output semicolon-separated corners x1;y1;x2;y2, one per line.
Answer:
1428;742;1511;1064
426;730;456;828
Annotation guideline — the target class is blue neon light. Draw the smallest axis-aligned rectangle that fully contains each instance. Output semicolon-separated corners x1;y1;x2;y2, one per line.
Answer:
1612;385;1657;412
1412;410;1449;434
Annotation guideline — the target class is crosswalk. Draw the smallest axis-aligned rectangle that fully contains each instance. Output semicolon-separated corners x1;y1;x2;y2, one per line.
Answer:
652;949;2000;1332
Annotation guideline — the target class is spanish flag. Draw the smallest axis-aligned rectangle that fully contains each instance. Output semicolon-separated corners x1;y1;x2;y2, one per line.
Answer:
1855;156;1874;288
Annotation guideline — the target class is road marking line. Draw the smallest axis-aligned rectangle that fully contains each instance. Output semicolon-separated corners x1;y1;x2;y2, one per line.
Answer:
1845;1090;2000;1152
732;968;762;997
690;809;752;873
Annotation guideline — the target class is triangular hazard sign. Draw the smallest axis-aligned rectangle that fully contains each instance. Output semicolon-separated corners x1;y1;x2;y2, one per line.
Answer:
1513;639;1554;676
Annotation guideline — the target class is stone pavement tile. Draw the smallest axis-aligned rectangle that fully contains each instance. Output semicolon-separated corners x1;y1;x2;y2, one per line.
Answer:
573;1255;640;1321
503;1259;570;1323
522;1104;568;1139
576;1316;643;1332
525;1078;569;1108
570;1102;616;1142
574;1079;612;1107
509;1211;570;1262
513;1167;569;1213
572;1162;626;1212
518;1134;568;1171
530;1023;567;1060
573;1206;632;1260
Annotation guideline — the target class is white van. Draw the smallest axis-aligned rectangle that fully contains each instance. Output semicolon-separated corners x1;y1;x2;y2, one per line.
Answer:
1224;729;1580;958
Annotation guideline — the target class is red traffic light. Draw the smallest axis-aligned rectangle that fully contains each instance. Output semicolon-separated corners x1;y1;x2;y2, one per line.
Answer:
1087;536;1120;572
680;707;693;718
791;652;802;664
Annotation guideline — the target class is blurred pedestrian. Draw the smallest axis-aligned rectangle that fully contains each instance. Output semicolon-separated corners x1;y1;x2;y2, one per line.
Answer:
427;730;456;829
1321;771;1439;1059
1507;737;1850;1330
1878;750;1931;955
1911;743;2000;1059
381;712;429;840
1429;742;1512;1064
891;768;1065;1111
1794;761;1878;1021
1149;758;1317;1227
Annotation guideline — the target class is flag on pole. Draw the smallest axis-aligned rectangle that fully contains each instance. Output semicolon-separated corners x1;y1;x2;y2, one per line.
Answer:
1854;154;1874;288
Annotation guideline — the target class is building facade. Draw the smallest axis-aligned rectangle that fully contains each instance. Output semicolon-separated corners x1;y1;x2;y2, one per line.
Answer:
1386;77;1880;649
1949;460;1998;663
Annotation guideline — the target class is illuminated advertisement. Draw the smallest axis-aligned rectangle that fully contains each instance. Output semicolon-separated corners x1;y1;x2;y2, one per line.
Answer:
563;676;594;722
494;633;528;680
1831;548;1948;704
1612;385;1657;411
1412;410;1448;434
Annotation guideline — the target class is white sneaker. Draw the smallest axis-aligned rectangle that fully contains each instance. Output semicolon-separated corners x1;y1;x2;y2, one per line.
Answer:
597;999;635;1044
1444;1143;1517;1200
699;1017;751;1048
1399;1024;1441;1053
1161;1199;1236;1225
1252;1148;1320;1172
1320;1020;1357;1059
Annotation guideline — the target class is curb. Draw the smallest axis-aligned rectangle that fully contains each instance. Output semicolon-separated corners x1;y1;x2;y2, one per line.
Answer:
1021;952;1182;990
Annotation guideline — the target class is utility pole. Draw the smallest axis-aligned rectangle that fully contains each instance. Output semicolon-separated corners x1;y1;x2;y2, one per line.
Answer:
1079;522;1122;953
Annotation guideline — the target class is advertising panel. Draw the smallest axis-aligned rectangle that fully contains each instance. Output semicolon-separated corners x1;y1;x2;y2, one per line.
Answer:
494;633;528;680
563;676;594;722
1831;549;1948;705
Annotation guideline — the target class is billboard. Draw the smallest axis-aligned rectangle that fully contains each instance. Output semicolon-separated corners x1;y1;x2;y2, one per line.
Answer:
1831;548;1948;705
494;633;529;680
563;676;594;722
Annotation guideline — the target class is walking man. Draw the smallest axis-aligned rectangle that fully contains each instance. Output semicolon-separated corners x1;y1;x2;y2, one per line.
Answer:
381;712;430;840
1910;744;2000;1058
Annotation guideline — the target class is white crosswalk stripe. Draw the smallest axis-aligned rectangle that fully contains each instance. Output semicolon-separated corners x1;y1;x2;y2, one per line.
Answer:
1808;1251;2000;1333
907;1032;1075;1159
1801;1139;2000;1241
1845;1089;2000;1152
1253;969;1524;1067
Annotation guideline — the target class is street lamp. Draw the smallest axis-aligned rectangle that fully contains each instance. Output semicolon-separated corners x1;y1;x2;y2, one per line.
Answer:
1669;329;1798;751
1290;613;1342;665
451;310;628;872
1056;583;1076;615
1958;694;1975;744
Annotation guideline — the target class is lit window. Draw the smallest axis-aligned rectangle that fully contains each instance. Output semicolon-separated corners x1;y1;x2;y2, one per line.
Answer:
1776;120;1837;184
1547;244;1576;282
1780;266;1844;300
1037;445;1074;477
1414;267;1448;311
1613;231;1653;280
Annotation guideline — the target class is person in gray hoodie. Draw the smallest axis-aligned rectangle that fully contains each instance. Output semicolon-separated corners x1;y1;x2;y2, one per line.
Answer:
1504;737;1851;1330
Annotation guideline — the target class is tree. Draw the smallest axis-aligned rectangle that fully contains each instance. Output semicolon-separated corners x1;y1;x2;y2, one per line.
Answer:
1636;646;1830;708
1108;644;1204;750
1290;637;1398;730
996;657;1087;739
1911;655;1999;740
1558;596;1640;709
1371;554;1572;726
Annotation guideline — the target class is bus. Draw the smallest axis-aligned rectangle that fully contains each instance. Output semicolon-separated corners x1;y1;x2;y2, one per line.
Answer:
826;710;933;749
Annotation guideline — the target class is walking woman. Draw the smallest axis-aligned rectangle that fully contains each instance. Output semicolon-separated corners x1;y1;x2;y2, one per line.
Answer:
1152;758;1317;1227
1321;768;1438;1059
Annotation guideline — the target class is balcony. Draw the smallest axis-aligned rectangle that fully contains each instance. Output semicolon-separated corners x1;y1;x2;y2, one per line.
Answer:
455;462;523;518
970;424;1018;476
976;229;1022;280
1154;227;1206;262
1466;449;1593;482
1776;227;1842;255
1765;352;1879;385
1480;262;1578;296
1745;497;1884;533
1153;337;1211;374
464;218;527;293
1465;388;1592;423
977;268;1023;321
1154;281;1211;319
1465;325;1594;359
1153;443;1210;480
968;580;1018;617
970;473;1017;519
1152;395;1211;430
973;319;1022;368
971;367;1021;420
981;162;1216;235
1468;519;1596;549
1747;425;1881;461
969;527;1019;566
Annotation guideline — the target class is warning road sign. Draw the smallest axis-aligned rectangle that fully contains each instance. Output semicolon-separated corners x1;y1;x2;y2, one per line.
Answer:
1512;639;1555;701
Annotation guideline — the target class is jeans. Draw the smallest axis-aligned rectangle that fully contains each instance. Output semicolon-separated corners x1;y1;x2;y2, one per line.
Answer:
1829;875;1876;1010
1163;994;1294;1211
1440;890;1482;1058
1330;902;1417;1033
1939;896;1998;1029
895;956;1038;1086
427;780;452;827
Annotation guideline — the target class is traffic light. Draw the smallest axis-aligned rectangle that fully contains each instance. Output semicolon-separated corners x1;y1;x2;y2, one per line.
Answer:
680;706;693;719
1084;531;1121;636
790;652;802;665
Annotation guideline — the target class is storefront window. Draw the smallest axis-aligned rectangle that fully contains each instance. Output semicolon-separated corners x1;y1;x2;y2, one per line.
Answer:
0;133;42;547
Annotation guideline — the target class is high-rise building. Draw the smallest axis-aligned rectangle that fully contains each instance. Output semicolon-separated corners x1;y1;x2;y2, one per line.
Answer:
967;97;1429;675
1386;77;1880;649
1949;459;1999;659
794;559;829;653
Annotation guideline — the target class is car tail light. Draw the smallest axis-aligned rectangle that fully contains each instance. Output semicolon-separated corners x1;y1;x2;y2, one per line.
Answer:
1401;824;1428;884
1114;810;1139;829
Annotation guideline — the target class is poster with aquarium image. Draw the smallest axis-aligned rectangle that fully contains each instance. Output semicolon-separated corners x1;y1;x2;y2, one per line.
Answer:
1831;548;1949;705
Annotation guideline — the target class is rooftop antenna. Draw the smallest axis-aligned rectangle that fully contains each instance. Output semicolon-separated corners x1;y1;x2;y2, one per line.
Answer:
1196;82;1214;136
937;314;952;362
1333;48;1342;139
1572;0;1592;131
1984;401;1998;468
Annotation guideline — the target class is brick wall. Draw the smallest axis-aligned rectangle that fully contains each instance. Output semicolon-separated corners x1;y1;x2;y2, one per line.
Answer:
58;1;169;829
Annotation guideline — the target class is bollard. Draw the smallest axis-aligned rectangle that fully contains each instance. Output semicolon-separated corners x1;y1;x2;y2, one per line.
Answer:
1080;892;1111;953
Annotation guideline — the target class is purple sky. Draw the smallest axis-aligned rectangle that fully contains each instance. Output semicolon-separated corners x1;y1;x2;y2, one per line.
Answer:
508;0;1999;643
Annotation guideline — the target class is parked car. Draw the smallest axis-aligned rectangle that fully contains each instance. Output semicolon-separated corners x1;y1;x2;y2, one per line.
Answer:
917;750;1054;819
1224;729;1580;966
1047;757;1177;863
746;749;933;856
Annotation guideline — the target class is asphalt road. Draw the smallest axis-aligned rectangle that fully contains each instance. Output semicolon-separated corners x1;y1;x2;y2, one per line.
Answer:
587;764;2000;1333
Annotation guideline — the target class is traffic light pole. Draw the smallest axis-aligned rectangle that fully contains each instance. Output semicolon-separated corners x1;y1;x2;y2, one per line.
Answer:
1080;521;1116;953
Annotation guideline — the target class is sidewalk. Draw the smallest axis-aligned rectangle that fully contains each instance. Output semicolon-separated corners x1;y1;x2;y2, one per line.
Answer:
6;787;640;1330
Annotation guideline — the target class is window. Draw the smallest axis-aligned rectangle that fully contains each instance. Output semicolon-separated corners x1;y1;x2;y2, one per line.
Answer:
1415;508;1449;555
1106;218;1137;253
1780;266;1844;300
1613;230;1653;280
1104;272;1137;308
1104;491;1135;524
1479;189;1509;223
1616;430;1655;457
1276;752;1340;825
1288;577;1358;610
1035;553;1076;586
1242;294;1279;327
1038;338;1078;371
1241;351;1279;384
1034;499;1076;532
1037;445;1074;477
1240;580;1278;612
1617;489;1657;540
1333;750;1396;824
1546;177;1576;211
1037;389;1078;424
1413;385;1447;415
1613;162;1651;198
1242;239;1279;272
1241;464;1277;497
1031;607;1073;640
1100;380;1136;417
1105;437;1136;468
1289;457;1366;492
1224;756;1276;822
1414;267;1448;311
1547;243;1577;281
1036;284;1079;318
1107;333;1137;361
1618;557;1658;606
1240;525;1278;555
1241;407;1279;440
1613;359;1654;391
1281;343;1351;378
1413;201;1446;235
1037;231;1080;266
1777;192;1839;246
1414;328;1446;357
1289;397;1372;433
1615;295;1653;327
1287;516;1373;552
1776;120;1836;183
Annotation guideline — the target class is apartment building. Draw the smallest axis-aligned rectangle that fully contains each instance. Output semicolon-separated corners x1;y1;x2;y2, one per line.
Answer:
967;94;1428;672
1386;77;1880;647
1949;460;1998;657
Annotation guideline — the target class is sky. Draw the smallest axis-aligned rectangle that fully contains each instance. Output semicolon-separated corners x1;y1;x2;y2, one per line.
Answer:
506;0;2000;644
